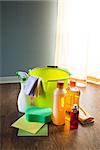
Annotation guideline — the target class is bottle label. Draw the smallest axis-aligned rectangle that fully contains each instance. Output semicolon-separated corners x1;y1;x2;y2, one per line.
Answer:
61;97;64;108
58;96;65;110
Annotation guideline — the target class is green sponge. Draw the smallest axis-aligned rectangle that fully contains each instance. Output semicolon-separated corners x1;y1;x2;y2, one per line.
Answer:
25;106;52;123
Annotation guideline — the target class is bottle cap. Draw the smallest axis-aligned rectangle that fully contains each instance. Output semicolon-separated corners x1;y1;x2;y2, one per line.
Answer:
70;80;76;87
73;104;78;110
57;81;64;89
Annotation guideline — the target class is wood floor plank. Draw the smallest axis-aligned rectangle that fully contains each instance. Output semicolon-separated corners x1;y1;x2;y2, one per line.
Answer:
0;83;100;150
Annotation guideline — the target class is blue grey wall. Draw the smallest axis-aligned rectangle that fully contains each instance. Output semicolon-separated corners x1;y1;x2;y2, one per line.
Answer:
0;1;57;76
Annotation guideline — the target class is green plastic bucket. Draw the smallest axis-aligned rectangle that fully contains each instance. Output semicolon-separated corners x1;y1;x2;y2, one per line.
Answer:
28;67;70;109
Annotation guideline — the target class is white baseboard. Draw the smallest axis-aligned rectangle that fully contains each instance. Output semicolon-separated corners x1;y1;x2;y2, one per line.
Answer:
0;76;20;84
0;76;100;85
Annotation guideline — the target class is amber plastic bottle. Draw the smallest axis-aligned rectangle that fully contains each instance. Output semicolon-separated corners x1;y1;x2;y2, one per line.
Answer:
70;104;79;129
52;81;66;125
64;111;70;131
65;80;80;112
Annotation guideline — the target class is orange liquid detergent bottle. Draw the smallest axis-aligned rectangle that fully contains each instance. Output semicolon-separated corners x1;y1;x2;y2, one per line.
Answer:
65;80;80;112
52;81;66;125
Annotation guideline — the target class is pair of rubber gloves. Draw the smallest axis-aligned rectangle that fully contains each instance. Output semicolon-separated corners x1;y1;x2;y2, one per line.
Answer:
24;76;42;97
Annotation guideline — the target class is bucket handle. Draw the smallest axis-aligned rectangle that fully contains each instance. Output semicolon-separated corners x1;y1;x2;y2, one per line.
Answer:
47;65;58;68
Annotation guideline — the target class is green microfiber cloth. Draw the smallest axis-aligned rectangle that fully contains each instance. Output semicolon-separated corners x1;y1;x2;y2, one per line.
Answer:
17;124;48;136
25;106;52;123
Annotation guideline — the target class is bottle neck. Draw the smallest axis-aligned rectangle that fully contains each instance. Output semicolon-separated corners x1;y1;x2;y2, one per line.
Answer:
57;87;63;89
73;108;78;113
70;85;76;88
20;82;26;90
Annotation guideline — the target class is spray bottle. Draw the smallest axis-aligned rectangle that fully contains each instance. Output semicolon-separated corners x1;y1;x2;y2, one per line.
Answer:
16;71;29;113
70;104;79;129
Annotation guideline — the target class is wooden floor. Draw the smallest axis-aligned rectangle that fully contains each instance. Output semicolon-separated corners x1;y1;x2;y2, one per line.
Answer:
0;83;100;150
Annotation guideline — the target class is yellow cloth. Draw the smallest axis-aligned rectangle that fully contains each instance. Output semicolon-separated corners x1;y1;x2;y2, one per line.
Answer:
11;115;44;134
79;105;95;125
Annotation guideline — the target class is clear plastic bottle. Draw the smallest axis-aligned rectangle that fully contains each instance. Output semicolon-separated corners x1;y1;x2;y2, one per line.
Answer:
65;80;80;112
52;81;66;125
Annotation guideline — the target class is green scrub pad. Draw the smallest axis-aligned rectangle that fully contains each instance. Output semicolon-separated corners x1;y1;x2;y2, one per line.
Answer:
25;106;52;123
